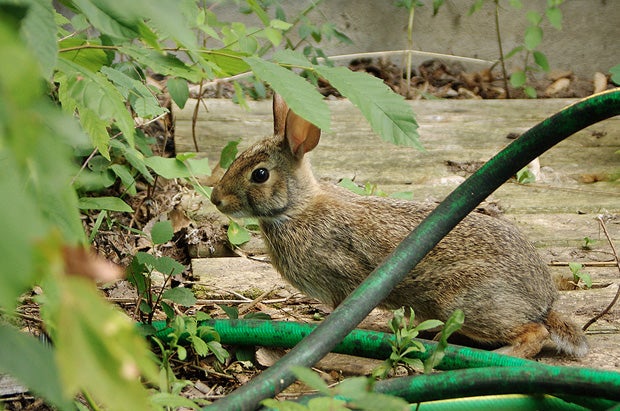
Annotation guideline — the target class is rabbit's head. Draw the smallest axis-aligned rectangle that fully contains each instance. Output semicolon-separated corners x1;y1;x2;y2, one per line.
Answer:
211;95;321;220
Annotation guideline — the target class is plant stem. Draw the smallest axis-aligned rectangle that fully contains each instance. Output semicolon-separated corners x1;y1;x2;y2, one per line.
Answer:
582;216;620;331
404;5;415;97
494;0;510;98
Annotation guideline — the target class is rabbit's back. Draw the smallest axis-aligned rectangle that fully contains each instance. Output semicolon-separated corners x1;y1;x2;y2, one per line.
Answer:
261;183;556;342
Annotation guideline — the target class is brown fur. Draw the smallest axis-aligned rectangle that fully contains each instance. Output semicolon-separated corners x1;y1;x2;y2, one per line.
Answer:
210;95;588;358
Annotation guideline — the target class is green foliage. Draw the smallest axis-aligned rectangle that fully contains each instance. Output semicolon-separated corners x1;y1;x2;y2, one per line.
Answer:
262;367;409;411
516;167;536;184
1;0;420;408
610;64;620;86
568;262;592;289
372;307;462;378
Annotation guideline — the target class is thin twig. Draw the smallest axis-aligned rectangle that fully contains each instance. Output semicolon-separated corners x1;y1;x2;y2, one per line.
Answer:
550;261;616;267
493;0;510;98
582;216;620;331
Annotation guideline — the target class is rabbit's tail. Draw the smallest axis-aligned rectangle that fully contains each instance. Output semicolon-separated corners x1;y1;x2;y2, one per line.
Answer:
545;310;589;357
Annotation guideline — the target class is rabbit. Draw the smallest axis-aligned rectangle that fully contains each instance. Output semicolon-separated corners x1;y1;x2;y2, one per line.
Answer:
210;94;588;358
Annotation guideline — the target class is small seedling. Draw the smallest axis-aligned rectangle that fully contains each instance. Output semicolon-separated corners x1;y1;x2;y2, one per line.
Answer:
516;167;536;184
568;262;592;289
582;236;595;250
372;307;463;378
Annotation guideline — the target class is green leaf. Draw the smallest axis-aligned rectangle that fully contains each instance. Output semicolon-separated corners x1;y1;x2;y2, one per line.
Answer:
526;10;542;25
516;167;536;184
415;319;444;332
151;220;174;244
54;277;157;410
244;57;330;131
504;45;524;60
261;399;308;411
206;341;230;363
56;58;136;147
58;38;109;72
227;220;251;245
167;77;189;109
78;196;134;212
533;50;550;72
546;6;562;30
150;392;201;410
19;0;57;78
0;324;72;410
508;0;522;9
220;140;240;169
220;305;239;319
162;287;197;306
101;65;167;119
270;18;293;30
524;85;537;98
121;46;204;83
609;64;620;85
291;366;330;395
467;0;484;15
144;156;210;179
316;66;420;148
524;26;543;50
152;256;185;276
109;164;137;195
79;107;112;159
510;70;526;88
202;49;251;76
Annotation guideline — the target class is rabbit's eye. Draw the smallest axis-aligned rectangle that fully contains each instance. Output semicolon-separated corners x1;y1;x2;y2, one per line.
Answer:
251;167;270;183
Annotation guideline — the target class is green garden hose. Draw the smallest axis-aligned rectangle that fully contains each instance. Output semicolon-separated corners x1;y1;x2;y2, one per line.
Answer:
152;318;620;409
194;89;620;411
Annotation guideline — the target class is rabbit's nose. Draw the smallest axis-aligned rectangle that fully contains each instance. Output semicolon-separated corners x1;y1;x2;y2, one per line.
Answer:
210;187;222;207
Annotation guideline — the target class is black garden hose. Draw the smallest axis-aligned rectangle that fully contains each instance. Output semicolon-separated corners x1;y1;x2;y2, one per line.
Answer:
194;89;620;411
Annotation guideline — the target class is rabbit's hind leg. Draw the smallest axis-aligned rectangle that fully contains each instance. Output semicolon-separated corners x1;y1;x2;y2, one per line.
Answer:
494;322;549;358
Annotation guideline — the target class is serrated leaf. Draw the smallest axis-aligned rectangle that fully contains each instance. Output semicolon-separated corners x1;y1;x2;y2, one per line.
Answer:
524;26;543;50
316;66;420;148
56;58;136;147
151;220;174;244
19;0;57;78
79;107;111;159
121;46;204;82
78;196;133;212
58;38;109;72
245;57;330;131
272;49;315;68
101;66;166;118
167;78;189;109
227;220;251;245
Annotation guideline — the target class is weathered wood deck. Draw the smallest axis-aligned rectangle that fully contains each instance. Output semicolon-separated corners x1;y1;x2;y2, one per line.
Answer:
174;98;619;370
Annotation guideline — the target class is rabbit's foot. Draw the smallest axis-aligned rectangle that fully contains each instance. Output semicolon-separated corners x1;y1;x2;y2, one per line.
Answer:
494;322;550;358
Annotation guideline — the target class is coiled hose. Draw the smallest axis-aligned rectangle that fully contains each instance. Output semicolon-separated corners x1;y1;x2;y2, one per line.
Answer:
166;89;620;410
152;318;620;410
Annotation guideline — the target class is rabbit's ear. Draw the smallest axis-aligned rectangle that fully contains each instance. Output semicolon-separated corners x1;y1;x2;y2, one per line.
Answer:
285;109;321;159
273;94;289;137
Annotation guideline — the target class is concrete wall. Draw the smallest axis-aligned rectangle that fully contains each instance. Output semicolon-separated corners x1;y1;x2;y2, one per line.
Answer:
212;0;619;78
